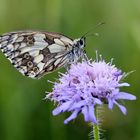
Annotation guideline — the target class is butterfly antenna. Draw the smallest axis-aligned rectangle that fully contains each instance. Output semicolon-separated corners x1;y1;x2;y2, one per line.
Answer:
81;22;105;39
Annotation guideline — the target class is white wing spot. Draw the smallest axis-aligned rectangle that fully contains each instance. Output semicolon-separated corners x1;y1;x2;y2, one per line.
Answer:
48;44;66;53
32;45;46;50
47;65;53;71
7;44;14;51
54;38;64;46
1;40;8;46
60;36;73;44
29;50;39;57
54;58;62;66
34;41;48;47
54;54;64;59
12;34;19;43
20;43;27;49
34;33;46;42
20;47;32;54
37;62;45;71
16;36;24;42
28;71;36;78
34;54;44;63
1;35;9;41
18;66;27;73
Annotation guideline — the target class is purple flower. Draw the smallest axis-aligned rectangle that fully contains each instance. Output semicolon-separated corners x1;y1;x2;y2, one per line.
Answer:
46;55;136;124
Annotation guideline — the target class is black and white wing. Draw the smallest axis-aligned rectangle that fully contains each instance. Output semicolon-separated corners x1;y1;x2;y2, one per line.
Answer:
0;31;74;79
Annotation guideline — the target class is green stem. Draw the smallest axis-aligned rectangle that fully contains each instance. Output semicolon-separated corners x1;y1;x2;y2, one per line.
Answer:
93;106;100;140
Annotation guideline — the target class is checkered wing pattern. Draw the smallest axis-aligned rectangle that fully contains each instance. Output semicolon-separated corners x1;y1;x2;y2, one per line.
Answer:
0;31;74;79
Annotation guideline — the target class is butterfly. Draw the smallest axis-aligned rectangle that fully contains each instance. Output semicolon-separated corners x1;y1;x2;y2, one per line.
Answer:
0;31;86;79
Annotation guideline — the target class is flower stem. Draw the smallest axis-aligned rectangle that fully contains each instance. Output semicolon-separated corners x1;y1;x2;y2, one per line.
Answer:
93;106;100;140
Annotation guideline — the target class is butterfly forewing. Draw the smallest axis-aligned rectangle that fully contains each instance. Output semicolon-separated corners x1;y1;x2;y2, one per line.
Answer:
0;31;74;79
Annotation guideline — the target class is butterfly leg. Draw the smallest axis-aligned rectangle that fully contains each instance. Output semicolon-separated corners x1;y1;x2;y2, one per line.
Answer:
63;63;70;71
81;50;89;62
81;50;94;67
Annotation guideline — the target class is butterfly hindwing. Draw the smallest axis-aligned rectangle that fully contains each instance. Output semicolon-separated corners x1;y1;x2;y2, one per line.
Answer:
0;31;74;79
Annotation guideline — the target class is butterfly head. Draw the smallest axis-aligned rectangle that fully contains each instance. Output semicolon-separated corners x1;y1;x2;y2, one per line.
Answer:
73;37;86;49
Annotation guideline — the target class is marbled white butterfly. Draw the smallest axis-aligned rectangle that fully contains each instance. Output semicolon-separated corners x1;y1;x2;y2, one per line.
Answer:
0;31;86;79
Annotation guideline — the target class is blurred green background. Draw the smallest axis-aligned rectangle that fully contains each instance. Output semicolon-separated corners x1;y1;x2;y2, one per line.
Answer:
0;0;139;140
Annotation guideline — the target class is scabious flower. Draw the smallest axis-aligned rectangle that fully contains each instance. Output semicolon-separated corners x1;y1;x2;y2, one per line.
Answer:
46;54;136;124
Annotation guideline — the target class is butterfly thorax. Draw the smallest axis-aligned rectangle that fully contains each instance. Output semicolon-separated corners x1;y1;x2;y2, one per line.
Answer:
68;38;85;63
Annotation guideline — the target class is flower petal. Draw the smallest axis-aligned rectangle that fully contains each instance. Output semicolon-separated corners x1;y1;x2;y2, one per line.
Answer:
118;83;130;87
88;105;97;123
46;54;136;124
114;101;127;115
115;92;136;100
53;101;73;115
94;98;102;105
64;109;80;124
82;106;89;122
108;99;114;110
69;100;86;111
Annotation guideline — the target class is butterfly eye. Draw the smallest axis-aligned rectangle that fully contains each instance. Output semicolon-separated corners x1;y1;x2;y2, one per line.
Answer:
79;39;83;46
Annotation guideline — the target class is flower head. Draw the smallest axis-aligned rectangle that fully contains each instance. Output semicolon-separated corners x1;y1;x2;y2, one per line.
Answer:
46;55;136;124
